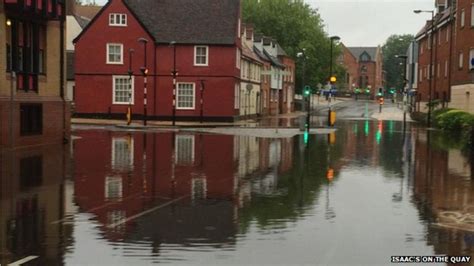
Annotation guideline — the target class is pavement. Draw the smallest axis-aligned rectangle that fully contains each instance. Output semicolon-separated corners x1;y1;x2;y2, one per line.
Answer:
71;97;411;135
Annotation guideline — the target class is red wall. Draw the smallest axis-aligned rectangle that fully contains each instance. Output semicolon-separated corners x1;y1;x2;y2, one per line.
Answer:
74;0;240;120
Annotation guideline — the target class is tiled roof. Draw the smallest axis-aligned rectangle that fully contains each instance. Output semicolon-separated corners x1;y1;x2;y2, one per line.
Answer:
263;49;286;69
276;43;288;57
74;15;92;29
75;5;102;20
415;7;452;38
123;0;239;44
253;46;271;63
242;43;263;64
348;47;378;62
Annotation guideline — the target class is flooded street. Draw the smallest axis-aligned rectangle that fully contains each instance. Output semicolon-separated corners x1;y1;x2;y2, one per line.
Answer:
1;120;474;265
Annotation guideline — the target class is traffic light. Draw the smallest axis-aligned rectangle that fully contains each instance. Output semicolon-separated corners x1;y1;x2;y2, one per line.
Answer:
389;88;395;94
304;85;311;97
326;168;334;181
377;87;383;97
330;76;337;84
365;89;370;94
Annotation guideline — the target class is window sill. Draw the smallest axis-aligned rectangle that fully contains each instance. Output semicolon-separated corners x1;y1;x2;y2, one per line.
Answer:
107;62;124;65
20;132;43;137
193;64;209;67
112;102;134;105
176;108;196;111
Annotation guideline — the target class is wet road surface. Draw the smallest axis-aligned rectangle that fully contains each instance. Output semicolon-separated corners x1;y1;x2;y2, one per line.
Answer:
0;120;473;265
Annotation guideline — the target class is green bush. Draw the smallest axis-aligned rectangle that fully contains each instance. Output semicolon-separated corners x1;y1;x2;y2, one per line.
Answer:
436;110;474;132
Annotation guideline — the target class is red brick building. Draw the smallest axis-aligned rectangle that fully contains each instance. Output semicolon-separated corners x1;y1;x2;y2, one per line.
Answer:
74;0;243;122
339;44;384;98
0;0;71;148
415;0;474;112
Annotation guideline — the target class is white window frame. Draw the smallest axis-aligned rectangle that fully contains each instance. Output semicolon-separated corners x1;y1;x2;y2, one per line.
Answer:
236;48;241;69
234;83;240;109
176;82;195;110
106;43;123;64
237;18;241;38
109;13;127;27
175;135;195;165
471;4;474;27
111;136;134;170
194;45;208;66
459;52;464;69
191;177;207;201
445;60;448;78
105;176;123;201
461;9;465;28
469;48;474;70
112;75;134;104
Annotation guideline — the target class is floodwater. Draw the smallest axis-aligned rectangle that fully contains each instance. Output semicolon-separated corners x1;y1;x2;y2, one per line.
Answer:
1;120;474;265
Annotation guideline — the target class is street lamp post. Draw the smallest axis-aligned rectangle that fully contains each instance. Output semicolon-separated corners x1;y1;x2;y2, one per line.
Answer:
328;36;340;127
414;10;435;128
138;37;149;126
6;19;15;148
297;50;308;130
170;41;177;126
200;80;206;123
127;48;134;125
396;54;408;130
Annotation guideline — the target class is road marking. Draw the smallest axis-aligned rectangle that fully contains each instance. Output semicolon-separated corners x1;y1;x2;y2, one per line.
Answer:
107;195;188;228
50;192;143;224
8;256;39;266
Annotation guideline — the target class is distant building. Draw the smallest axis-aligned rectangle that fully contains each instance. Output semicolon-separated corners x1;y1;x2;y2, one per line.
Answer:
254;37;288;115
240;24;263;118
339;45;384;98
0;0;70;148
66;1;101;103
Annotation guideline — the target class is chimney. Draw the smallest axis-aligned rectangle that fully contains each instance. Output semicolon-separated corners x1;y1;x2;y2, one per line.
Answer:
245;24;254;41
66;0;76;16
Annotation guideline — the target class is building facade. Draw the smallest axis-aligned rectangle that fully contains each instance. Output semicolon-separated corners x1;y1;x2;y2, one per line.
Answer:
414;0;474;113
339;45;384;98
240;24;263;118
0;0;70;148
74;0;243;122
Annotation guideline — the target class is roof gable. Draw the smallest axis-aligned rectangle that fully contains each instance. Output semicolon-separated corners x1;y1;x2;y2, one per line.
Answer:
123;0;239;45
348;47;378;62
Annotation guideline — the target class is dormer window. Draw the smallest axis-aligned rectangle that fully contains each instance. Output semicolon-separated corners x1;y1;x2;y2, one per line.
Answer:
109;13;127;26
360;52;371;62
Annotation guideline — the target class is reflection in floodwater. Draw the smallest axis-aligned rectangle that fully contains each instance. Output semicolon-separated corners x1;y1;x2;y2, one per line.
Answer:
0;121;474;264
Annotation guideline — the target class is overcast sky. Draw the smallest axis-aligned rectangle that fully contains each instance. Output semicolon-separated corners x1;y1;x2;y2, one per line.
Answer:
94;0;435;47
306;0;435;46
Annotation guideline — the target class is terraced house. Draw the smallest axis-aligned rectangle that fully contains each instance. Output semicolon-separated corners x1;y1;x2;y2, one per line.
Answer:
0;0;70;148
74;0;243;122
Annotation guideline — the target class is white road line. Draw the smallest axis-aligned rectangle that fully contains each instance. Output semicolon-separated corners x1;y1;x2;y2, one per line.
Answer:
107;195;188;228
50;192;143;224
8;256;39;266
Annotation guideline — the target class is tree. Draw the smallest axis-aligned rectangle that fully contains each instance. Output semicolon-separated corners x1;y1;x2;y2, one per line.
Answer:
242;0;342;93
382;34;414;90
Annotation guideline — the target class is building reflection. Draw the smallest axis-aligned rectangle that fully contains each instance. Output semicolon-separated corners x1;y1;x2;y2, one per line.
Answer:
0;144;70;266
72;130;295;252
412;128;474;257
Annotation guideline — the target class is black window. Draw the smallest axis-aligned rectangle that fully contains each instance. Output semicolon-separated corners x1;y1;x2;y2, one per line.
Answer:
20;104;43;136
20;156;43;190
